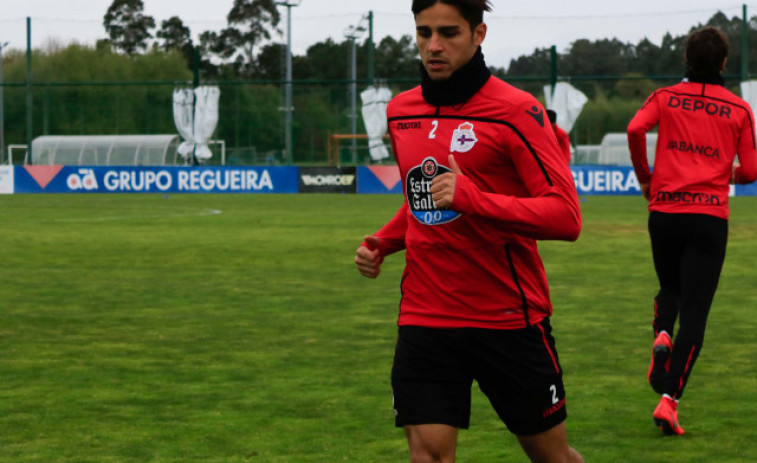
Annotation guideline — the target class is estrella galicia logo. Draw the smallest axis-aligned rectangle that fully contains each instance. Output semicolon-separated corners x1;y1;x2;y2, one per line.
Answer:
526;106;545;127
406;157;461;226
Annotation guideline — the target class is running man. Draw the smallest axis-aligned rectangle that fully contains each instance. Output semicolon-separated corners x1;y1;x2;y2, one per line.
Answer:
627;26;757;435
355;1;584;461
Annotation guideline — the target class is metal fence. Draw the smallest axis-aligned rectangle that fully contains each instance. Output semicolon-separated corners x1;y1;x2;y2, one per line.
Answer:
0;78;416;166
0;73;745;166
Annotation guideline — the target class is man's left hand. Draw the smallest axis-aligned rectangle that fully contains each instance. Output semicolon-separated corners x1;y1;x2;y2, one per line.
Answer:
430;155;462;208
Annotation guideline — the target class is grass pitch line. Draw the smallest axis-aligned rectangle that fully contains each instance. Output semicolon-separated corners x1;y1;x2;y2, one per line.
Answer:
53;207;223;222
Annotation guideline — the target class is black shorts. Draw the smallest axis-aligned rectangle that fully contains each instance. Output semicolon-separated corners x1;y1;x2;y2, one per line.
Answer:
391;319;567;436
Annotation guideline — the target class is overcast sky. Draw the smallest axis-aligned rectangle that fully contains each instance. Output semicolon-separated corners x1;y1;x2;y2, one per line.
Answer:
0;1;749;69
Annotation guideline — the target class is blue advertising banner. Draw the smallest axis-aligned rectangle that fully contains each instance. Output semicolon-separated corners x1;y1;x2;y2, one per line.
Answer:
13;166;300;194
7;164;757;197
357;165;403;194
356;165;644;196
735;182;757;196
571;166;641;195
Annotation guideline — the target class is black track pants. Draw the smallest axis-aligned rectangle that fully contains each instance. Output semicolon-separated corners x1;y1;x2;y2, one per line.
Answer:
648;211;728;400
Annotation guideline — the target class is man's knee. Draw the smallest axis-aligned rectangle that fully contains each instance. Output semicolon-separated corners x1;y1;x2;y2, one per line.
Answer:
405;424;458;463
517;422;583;463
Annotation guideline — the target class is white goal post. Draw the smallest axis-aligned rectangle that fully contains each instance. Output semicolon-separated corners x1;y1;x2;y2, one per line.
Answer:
7;144;28;165
208;139;226;165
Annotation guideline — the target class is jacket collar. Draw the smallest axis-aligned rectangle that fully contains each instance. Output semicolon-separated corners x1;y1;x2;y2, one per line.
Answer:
420;47;491;107
684;72;725;86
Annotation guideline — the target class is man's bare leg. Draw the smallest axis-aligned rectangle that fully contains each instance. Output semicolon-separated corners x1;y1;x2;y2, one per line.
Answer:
517;422;584;463
404;424;458;463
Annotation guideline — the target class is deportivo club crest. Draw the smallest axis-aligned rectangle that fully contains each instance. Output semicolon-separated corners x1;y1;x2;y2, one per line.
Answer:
450;122;478;153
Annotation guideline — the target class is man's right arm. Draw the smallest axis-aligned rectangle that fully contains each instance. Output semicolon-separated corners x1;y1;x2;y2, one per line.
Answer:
627;91;661;186
355;202;408;278
733;107;757;184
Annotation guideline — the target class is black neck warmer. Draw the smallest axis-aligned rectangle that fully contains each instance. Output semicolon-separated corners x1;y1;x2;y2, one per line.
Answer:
420;47;491;107
685;71;725;86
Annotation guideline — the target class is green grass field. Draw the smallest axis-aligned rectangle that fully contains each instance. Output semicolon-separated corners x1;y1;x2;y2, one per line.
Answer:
1;193;756;462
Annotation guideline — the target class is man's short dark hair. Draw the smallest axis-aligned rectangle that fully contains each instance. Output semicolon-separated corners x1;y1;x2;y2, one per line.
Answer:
412;0;492;30
686;26;729;76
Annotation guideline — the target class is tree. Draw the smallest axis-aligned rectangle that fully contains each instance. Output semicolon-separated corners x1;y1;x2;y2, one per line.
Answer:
157;16;192;53
301;38;350;80
1;44;191;144
194;30;227;78
374;35;418;79
253;43;285;80
157;16;194;70
103;0;156;55
561;38;635;77
507;47;551;77
218;0;282;76
630;38;661;75
505;46;553;95
614;73;659;100
655;33;686;76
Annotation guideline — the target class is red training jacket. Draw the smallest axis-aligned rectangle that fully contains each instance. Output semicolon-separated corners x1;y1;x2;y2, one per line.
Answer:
370;76;581;330
627;79;757;219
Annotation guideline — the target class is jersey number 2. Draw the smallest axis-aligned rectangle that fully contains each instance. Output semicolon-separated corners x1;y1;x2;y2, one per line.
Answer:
428;120;438;139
